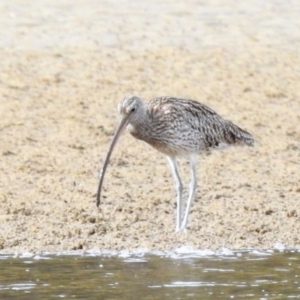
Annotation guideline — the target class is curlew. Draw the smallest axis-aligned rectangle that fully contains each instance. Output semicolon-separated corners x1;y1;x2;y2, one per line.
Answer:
96;95;254;232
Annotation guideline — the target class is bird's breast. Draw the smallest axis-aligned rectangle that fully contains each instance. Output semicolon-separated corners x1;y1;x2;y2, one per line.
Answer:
127;123;145;141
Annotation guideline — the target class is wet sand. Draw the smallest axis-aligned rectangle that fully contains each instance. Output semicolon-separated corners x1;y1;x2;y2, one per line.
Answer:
0;0;300;253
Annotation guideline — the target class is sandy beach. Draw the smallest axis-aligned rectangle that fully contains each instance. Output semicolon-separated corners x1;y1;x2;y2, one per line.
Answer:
0;0;300;253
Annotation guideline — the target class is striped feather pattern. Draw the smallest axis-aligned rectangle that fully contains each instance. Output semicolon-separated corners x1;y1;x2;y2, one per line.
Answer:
120;96;254;156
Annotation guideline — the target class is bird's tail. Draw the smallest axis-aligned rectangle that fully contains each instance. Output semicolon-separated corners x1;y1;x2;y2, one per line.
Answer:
224;121;254;147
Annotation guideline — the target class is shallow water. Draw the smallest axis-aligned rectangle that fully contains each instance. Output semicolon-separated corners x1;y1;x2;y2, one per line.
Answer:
1;249;300;299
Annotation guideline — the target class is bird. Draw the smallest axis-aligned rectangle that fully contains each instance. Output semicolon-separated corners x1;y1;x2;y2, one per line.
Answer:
96;95;254;232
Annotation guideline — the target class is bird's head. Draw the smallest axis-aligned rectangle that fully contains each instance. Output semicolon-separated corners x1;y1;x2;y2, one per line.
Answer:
96;95;145;206
118;95;145;124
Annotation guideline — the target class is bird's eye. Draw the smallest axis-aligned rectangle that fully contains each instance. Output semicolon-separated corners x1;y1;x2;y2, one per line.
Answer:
130;107;136;113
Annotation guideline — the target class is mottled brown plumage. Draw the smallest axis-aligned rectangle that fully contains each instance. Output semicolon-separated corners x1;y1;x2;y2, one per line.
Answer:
122;96;254;155
97;95;254;232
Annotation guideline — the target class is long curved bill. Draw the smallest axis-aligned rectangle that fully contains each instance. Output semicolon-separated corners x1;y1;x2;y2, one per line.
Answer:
96;114;130;206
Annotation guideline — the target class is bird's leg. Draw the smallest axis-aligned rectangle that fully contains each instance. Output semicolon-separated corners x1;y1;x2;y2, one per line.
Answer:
166;156;183;232
179;154;197;231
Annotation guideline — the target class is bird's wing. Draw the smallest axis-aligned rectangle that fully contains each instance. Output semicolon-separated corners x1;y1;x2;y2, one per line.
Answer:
148;96;222;127
148;97;253;147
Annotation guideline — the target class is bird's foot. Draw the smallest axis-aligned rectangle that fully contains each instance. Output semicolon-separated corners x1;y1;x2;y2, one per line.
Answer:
175;226;187;233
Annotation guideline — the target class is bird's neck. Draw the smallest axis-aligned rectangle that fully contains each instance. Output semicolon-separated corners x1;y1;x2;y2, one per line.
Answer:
128;111;151;141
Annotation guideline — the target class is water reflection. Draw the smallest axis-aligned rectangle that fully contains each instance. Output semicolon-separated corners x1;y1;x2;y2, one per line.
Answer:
0;250;300;299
